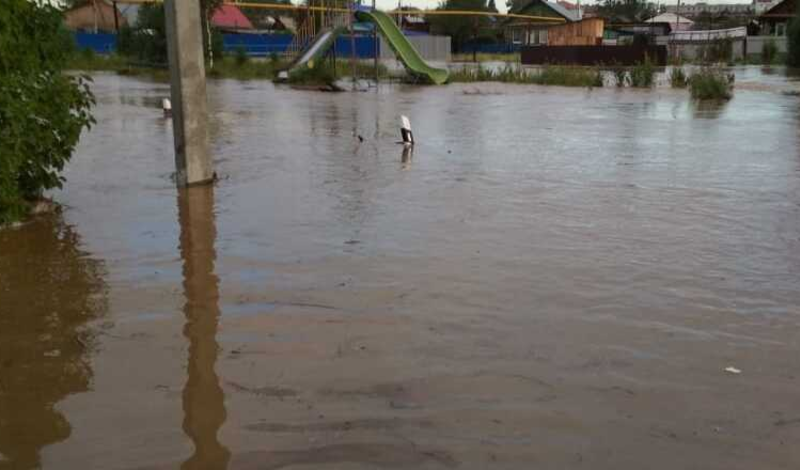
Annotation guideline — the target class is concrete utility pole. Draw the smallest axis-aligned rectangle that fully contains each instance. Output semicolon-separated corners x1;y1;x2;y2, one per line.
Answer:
165;0;213;187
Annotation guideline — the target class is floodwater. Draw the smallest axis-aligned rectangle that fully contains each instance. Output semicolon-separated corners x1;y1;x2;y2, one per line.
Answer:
2;69;800;470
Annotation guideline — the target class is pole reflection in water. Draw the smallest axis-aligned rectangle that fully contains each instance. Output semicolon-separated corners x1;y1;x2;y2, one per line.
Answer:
177;185;231;470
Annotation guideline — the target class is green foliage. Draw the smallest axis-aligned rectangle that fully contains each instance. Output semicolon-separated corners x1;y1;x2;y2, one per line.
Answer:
234;46;249;67
287;62;337;85
0;0;95;225
689;67;733;100
700;38;733;64
598;0;656;22
787;3;800;67
117;4;168;65
449;64;603;87
670;66;687;88
428;0;494;52
629;58;654;87
762;38;778;65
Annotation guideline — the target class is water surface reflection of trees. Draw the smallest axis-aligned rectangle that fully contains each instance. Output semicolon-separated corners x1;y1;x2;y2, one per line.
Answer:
0;214;107;470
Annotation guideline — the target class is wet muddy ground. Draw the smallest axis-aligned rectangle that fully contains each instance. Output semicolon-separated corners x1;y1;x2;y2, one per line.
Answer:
1;68;800;469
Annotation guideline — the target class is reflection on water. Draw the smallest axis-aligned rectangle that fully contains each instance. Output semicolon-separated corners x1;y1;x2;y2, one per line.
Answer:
401;144;414;167
177;186;230;470
0;214;107;470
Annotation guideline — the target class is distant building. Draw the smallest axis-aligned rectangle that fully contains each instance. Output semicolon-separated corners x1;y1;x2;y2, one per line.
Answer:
664;3;753;17
646;12;694;32
504;0;581;46
759;0;796;35
64;0;126;33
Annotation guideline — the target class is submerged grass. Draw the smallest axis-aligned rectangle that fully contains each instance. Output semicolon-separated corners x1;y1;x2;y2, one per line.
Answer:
449;64;602;87
670;66;688;88
689;67;734;100
452;53;521;63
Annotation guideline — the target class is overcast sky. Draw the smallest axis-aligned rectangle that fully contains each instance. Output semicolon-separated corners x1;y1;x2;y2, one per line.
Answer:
354;0;756;15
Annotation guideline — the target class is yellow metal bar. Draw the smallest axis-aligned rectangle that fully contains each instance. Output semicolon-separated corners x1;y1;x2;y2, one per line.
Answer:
117;0;565;23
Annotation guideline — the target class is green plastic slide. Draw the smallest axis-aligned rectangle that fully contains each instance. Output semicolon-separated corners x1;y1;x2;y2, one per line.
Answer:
355;10;449;85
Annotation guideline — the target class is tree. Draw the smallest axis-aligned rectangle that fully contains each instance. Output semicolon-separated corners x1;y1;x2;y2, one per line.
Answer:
429;0;493;53
0;0;94;224
118;3;168;64
788;2;800;67
488;0;498;13
201;0;223;68
506;0;528;13
597;0;656;22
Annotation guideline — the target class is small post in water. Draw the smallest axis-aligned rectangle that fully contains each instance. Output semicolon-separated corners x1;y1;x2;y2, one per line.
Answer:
162;98;172;118
400;115;414;146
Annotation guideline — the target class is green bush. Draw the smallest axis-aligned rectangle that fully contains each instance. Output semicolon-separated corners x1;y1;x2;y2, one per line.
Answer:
705;38;734;64
234;46;249;67
630;59;655;87
689;67;733;100
0;0;95;225
762;38;778;65
670;66;688;88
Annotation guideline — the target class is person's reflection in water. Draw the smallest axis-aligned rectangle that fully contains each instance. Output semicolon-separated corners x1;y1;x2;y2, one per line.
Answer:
0;213;107;470
177;185;231;470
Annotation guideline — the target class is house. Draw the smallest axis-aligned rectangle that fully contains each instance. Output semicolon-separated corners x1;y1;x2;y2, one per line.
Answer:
547;17;604;46
646;13;694;32
759;0;796;36
64;0;126;33
211;4;254;32
504;0;582;46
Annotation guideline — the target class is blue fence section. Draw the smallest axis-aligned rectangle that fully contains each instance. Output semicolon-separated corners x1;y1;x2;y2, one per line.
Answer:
333;35;378;59
74;32;117;54
225;34;379;58
74;32;380;58
222;33;293;57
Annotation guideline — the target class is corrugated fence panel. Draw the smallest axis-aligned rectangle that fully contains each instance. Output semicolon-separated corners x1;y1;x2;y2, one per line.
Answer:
223;34;293;56
74;32;117;54
380;35;450;62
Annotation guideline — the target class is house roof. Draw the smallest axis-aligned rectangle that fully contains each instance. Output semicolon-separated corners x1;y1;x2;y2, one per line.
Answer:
211;5;254;30
646;13;693;24
510;0;581;22
760;0;797;18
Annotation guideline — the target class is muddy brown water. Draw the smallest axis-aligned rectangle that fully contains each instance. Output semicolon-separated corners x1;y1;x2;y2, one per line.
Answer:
1;69;800;469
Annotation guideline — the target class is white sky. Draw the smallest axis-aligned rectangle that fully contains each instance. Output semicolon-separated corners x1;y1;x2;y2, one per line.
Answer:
62;0;759;17
367;0;755;14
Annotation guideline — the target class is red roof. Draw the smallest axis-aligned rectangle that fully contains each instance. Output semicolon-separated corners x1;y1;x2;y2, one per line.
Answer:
211;5;253;30
557;1;579;10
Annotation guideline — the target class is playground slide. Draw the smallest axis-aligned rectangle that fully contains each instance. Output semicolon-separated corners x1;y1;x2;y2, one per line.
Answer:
355;10;448;85
286;27;344;77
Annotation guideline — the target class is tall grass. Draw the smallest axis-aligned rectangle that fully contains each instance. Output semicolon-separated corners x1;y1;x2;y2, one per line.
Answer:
630;59;655;88
762;38;778;65
689;67;734;100
449;64;602;87
670;66;688;88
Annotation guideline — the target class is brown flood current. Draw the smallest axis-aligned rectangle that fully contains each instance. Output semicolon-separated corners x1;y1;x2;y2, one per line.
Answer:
2;68;800;469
